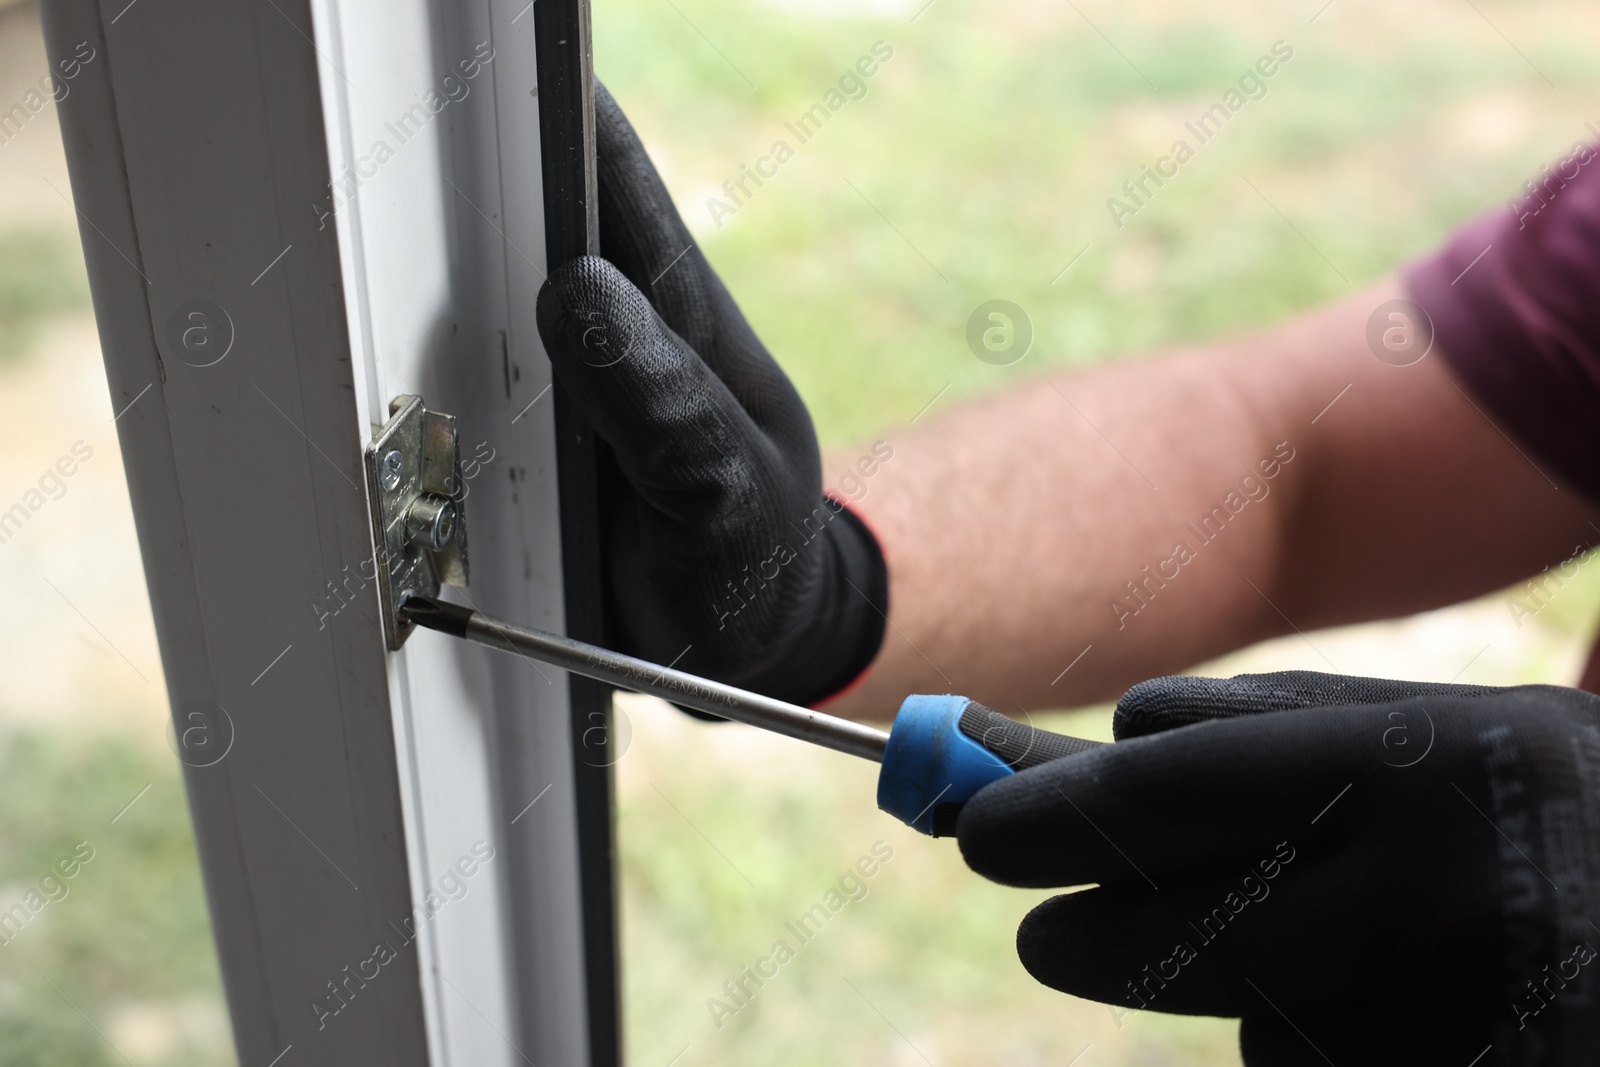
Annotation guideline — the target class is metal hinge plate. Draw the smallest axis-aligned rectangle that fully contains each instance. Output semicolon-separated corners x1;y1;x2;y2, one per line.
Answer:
364;395;470;649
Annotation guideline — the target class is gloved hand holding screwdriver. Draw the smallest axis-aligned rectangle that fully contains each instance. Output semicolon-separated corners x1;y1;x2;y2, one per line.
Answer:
536;84;1600;1064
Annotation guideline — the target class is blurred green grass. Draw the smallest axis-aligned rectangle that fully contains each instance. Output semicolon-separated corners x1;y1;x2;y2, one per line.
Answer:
0;730;228;1067
0;227;89;360
597;0;1600;444
7;0;1600;1064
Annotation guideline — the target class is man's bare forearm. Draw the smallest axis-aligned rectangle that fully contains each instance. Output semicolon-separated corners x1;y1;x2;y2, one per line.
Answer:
824;279;1600;719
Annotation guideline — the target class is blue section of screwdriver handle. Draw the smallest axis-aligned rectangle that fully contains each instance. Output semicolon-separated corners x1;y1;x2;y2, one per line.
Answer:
877;695;1014;835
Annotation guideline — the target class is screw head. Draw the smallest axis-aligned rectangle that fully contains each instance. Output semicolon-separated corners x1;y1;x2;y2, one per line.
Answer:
380;449;404;491
434;501;457;547
404;494;457;552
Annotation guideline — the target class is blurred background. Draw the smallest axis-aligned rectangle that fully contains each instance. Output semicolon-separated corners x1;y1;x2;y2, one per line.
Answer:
2;0;1599;1063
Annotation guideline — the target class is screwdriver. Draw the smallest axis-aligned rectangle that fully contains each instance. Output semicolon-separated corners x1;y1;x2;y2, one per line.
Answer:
403;596;1102;836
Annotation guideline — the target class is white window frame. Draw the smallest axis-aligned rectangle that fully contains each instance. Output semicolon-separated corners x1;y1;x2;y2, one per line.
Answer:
40;0;615;1062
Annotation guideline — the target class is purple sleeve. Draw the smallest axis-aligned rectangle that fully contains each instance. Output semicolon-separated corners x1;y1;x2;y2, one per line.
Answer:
1404;142;1600;504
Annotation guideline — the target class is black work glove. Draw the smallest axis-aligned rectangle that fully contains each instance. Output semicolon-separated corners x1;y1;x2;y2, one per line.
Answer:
534;85;887;706
958;671;1600;1065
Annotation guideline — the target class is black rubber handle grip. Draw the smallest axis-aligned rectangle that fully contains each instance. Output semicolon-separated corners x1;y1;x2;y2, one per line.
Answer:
958;700;1104;770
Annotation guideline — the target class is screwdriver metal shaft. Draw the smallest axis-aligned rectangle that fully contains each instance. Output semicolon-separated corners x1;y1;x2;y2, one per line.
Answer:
403;596;891;763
